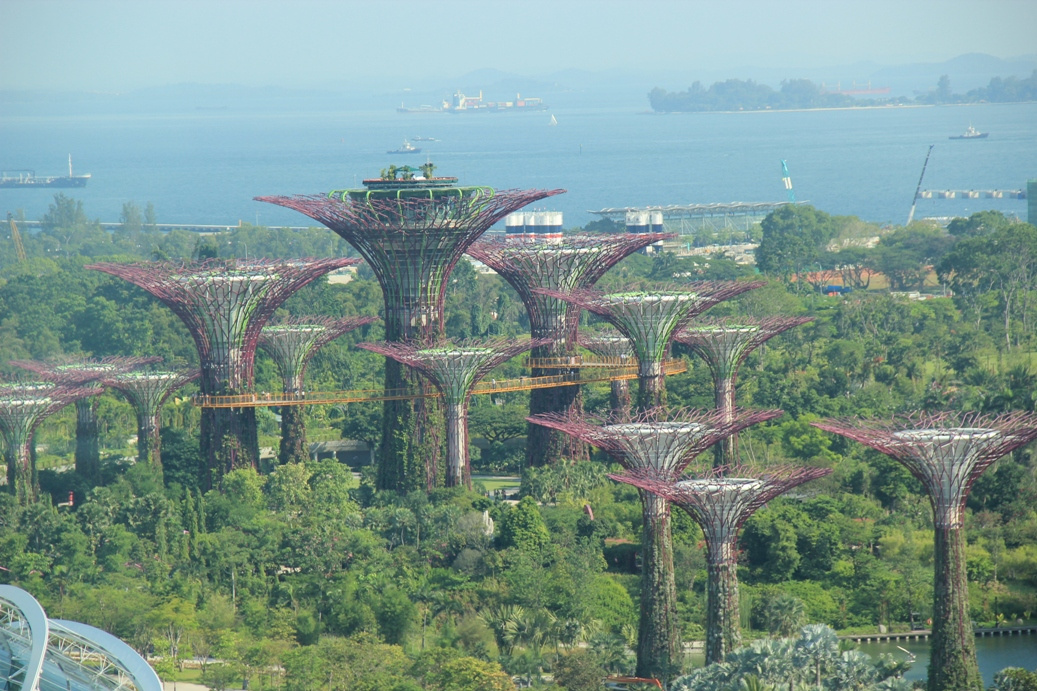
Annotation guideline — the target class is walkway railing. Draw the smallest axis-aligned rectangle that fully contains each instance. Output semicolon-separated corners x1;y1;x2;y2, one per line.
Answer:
193;360;686;408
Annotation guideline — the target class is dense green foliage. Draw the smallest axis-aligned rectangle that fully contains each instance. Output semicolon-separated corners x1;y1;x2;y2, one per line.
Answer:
1;197;1036;688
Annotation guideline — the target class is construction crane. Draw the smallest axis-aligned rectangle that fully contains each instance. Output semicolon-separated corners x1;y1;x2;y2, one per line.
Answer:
906;145;934;226
780;160;795;203
7;214;26;263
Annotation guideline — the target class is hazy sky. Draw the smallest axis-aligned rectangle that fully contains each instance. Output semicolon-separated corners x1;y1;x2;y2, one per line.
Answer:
2;0;1035;91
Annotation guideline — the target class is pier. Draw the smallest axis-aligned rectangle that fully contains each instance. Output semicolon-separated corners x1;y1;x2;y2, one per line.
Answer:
920;189;1026;200
843;625;1037;643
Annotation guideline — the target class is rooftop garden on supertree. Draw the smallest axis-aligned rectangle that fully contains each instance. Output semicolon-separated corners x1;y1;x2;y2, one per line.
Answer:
674;316;813;466
10;356;161;484
610;464;832;665
538;281;764;410
0;381;102;505
259;315;379;465
812;411;1037;691
467;233;672;466
528;406;782;682
103;367;200;472
359;337;548;488
256;175;562;492
86;258;358;485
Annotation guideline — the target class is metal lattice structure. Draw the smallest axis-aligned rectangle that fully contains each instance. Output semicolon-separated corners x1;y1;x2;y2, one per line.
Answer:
259;315;378;465
674;316;812;466
580;328;635;418
812;412;1037;691
86;259;358;482
610;464;832;665
0;382;101;504
468;233;672;466
538;282;764;409
359;337;547;488
528;406;782;682
256;182;562;492
103;368;200;470
10;357;160;483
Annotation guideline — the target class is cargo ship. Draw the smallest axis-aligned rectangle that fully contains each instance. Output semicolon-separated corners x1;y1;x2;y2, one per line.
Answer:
397;90;548;114
0;156;91;189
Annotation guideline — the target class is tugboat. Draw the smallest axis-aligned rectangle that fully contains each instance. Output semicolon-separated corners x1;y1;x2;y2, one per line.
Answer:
386;140;422;154
949;125;988;140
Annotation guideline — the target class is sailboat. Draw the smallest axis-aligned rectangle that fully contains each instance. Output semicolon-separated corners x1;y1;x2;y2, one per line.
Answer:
549;114;558;126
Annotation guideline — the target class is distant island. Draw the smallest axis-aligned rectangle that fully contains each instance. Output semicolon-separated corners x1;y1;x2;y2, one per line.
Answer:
648;70;1037;112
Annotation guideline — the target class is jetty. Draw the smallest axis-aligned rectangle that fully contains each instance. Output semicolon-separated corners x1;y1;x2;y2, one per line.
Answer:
842;624;1037;643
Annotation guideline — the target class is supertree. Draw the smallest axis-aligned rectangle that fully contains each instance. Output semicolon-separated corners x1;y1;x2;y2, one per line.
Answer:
86;258;358;484
359;337;548;488
528;406;783;682
10;356;160;484
579;328;635;418
258;315;379;465
467;234;671;466
103;367;200;471
537;282;764;410
674;316;813;467
611;464;832;665
812;412;1037;691
257;177;562;491
0;382;102;504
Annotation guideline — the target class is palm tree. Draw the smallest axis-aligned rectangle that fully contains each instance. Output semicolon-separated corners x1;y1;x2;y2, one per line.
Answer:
793;624;839;690
763;594;807;638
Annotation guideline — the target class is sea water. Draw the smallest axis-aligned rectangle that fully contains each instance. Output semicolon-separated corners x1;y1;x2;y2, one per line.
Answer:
1;96;1034;229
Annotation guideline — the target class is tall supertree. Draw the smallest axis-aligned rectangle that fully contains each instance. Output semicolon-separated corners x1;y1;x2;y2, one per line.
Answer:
0;382;101;504
10;356;160;484
359;337;548;488
611;464;831;665
258;315;379;465
538;282;764;410
103;367;200;471
580;328;635;418
674;316;813;467
528;406;782;682
812;412;1037;691
257;176;562;491
86;259;358;484
467;234;671;466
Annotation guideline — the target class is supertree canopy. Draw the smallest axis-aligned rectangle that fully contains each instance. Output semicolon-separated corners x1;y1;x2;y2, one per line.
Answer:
103;367;200;471
528;406;782;682
538;282;764;409
610;464;832;665
359;337;547;488
257;178;562;492
812;412;1037;691
674;316;812;467
580;328;635;418
10;356;160;484
467;234;672;466
0;382;102;504
86;258;359;483
259;315;379;465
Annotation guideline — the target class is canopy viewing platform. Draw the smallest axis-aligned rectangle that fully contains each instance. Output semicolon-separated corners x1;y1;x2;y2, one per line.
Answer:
193;358;687;408
588;202;791;233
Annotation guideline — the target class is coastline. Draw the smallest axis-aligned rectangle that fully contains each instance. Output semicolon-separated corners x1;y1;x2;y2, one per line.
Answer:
647;101;1035;115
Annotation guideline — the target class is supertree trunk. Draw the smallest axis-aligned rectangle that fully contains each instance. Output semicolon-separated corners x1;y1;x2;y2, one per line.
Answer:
637;490;681;682
6;440;37;505
137;410;160;468
714;376;736;468
527;337;584;466
610;378;631;418
279;404;308;465
444;400;470;488
637;360;667;411
74;397;101;483
705;540;741;664
929;523;982;691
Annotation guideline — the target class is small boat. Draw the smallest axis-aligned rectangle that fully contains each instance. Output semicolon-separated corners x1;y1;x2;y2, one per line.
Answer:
949;125;988;140
387;140;422;154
